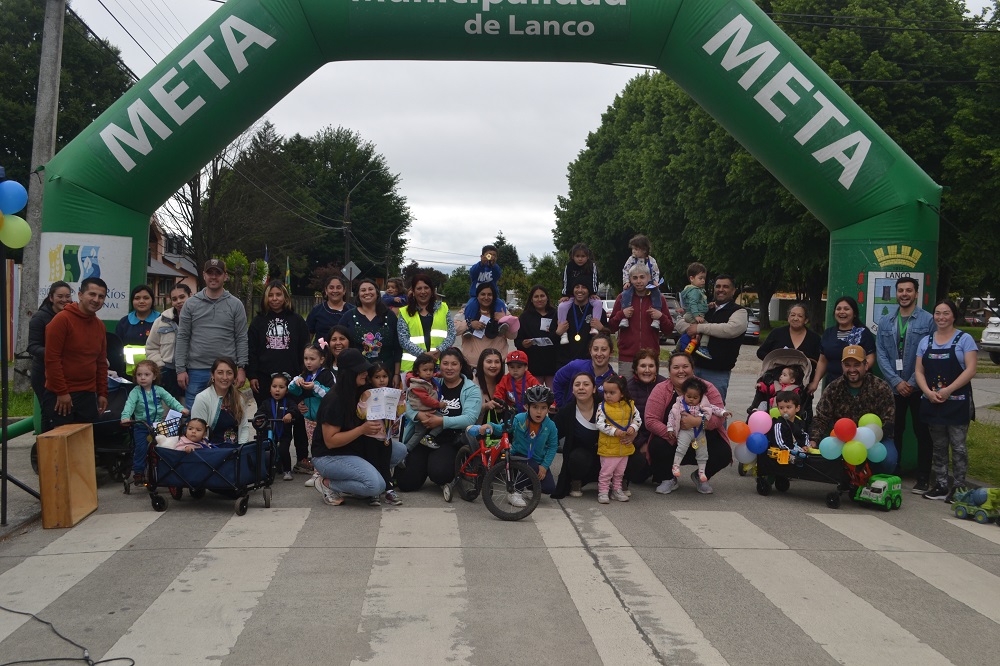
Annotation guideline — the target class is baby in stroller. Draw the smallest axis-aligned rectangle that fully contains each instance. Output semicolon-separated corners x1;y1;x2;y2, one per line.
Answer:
748;349;813;422
156;418;213;452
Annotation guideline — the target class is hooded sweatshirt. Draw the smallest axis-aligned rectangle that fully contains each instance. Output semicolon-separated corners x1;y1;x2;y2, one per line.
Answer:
175;289;249;372
44;303;109;397
247;308;311;384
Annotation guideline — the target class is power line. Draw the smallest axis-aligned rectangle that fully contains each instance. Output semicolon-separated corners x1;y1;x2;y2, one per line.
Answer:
108;0;173;57
95;0;157;64
141;0;187;44
407;246;481;258
766;12;992;27
66;6;139;81
155;0;192;37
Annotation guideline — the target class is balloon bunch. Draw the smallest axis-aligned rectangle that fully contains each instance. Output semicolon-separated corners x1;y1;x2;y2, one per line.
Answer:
727;409;774;464
0;180;32;248
817;414;893;467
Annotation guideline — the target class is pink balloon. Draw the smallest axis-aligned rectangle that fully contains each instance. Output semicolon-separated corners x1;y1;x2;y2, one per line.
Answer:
747;410;773;435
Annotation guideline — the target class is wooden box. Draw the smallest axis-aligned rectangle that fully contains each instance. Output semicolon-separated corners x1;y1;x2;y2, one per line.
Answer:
37;423;98;528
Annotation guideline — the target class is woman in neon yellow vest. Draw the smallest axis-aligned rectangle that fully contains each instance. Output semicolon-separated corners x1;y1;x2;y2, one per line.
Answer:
396;274;456;384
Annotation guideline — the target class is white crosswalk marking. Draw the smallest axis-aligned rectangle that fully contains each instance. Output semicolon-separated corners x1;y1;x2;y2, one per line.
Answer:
101;508;309;665
534;507;727;665
0;512;161;643
945;518;1000;546
676;510;952;665
352;508;472;665
813;514;1000;625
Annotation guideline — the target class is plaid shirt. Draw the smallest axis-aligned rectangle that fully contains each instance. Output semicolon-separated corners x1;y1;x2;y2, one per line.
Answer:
810;373;895;442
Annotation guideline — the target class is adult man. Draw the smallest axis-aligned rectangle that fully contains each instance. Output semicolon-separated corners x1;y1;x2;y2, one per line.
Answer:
175;259;249;409
811;345;895;447
43;277;109;429
555;277;607;366
875;276;935;492
679;274;747;401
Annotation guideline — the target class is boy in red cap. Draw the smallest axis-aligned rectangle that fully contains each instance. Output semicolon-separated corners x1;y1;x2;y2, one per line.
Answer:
494;350;543;414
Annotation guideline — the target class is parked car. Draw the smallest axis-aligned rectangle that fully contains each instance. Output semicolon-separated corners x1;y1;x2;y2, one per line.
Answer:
744;308;761;344
964;314;986;327
980;317;1000;365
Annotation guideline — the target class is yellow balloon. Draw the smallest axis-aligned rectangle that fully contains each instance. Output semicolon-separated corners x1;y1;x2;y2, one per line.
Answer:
842;440;868;466
0;214;31;249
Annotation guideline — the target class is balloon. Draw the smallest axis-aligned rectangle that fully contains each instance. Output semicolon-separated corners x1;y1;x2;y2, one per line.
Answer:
833;418;857;443
748;410;772;435
855;426;877;449
0;214;31;249
858;413;882;429
880;441;898;469
867;424;883;442
746;432;769;455
842;440;868;465
0;180;28;215
819;436;844;460
733;443;757;464
867;441;887;463
727;421;750;444
769;407;781;418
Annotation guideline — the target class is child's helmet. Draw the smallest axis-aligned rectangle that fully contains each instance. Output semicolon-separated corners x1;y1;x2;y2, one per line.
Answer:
524;385;555;406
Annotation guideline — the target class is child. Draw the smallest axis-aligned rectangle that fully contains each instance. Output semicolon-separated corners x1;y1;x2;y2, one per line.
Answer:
558;243;602;344
357;361;405;505
667;377;731;482
768;391;810;466
595;376;642;504
493;350;541;414
404;353;444;451
121;359;189;485
381;277;408;311
677;262;713;360
176;418;211;452
468;385;559;507
468;245;502;297
751;365;805;412
619;235;663;331
287;343;334;451
255;372;296;481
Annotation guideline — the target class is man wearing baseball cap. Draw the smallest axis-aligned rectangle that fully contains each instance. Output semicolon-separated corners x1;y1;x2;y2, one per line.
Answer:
174;258;249;409
493;350;542;414
810;345;895;453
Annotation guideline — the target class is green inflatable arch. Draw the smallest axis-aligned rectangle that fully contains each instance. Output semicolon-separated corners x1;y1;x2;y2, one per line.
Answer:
40;0;939;327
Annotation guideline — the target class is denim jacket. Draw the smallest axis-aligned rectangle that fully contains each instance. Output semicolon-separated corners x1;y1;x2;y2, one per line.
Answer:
876;308;934;393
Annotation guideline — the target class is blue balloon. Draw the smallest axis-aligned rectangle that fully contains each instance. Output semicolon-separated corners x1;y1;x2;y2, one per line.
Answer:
746;432;769;455
819;436;844;460
0;180;28;215
871;440;898;474
867;441;887;463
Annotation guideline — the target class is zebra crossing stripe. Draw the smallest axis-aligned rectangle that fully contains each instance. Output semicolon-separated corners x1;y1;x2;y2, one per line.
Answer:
351;508;472;665
944;518;1000;547
813;514;1000;625
677;510;951;665
102;508;309;665
0;512;161;644
534;507;727;664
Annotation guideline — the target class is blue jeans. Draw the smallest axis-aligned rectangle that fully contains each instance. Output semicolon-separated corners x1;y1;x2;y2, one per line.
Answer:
183;368;212;411
526;459;557;495
620;286;663;310
132;422;152;475
313;441;406;498
694;367;731;404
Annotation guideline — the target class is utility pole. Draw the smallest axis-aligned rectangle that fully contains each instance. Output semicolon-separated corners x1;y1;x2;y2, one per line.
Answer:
15;0;66;392
343;169;375;268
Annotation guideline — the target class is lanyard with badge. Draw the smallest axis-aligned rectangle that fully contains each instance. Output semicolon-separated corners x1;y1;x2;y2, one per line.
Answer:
896;315;909;372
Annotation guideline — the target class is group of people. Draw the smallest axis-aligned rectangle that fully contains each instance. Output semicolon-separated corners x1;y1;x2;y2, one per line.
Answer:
28;242;978;507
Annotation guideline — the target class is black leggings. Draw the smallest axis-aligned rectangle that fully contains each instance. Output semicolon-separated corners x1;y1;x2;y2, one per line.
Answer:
561;446;602;488
648;431;732;481
396;429;466;491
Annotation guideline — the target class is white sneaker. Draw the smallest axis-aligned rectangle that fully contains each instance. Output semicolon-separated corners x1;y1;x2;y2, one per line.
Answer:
282;471;293;481
508;491;527;508
610;489;630;502
560;332;569;345
597;492;610;504
569;480;583;497
655;478;679;494
305;472;319;487
521;488;534;502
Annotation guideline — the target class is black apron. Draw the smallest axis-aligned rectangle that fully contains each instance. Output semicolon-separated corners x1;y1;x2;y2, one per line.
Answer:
920;332;971;426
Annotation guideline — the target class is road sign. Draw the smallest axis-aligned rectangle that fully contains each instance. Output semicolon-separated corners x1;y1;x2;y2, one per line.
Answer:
343;261;361;281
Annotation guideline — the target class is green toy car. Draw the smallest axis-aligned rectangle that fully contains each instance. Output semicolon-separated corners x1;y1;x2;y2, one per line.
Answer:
951;488;1000;524
853;474;903;511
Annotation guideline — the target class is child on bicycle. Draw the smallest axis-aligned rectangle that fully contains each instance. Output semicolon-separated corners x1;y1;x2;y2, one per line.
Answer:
469;384;558;507
121;359;189;486
596;375;641;504
493;350;541;414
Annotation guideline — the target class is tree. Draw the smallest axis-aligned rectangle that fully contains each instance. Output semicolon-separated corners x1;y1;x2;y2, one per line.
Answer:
442;266;471;308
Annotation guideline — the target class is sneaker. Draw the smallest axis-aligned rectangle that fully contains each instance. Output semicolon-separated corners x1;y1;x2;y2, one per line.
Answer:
560;332;569;345
619;318;630;328
521;488;534;502
597;492;610;504
694;347;714;360
655;478;679;494
569;480;583;498
691;470;713;494
384;489;403;506
305;472;319;487
922;484;949;500
911;480;930;494
420;435;440;449
697;470;708;483
944;488;957;504
671;464;681;478
132;472;145;487
369;496;382;507
508;491;527;508
292;459;314;474
282;471;293;481
622;479;631;497
314;478;344;505
651;319;661;330
610;489;630;502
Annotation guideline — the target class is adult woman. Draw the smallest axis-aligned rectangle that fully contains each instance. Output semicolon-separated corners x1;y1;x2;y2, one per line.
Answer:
396;348;481;492
552;334;616;407
475;348;505;421
515;285;559;387
311;349;407;505
556;278;608;365
915;299;978;501
306;274;355;343
808;297;875;393
145;284;190;399
645;352;732;494
551;373;601;499
756;302;822;368
247;280;310;401
116;285;160;346
342;278;402;386
458;282;517;369
190;357;255;445
27;281;73;408
396;274;456;384
625;349;668;485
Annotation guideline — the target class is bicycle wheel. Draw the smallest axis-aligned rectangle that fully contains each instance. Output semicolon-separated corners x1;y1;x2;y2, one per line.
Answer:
482;459;541;521
454;445;484;502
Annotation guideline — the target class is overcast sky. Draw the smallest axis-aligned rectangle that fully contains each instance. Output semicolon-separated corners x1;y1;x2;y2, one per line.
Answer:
69;0;992;275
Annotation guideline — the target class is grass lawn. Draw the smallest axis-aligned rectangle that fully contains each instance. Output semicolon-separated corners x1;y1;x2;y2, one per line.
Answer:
5;391;35;418
969;420;1000;486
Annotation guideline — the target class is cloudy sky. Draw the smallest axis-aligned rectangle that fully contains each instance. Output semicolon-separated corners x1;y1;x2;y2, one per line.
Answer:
69;0;991;274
